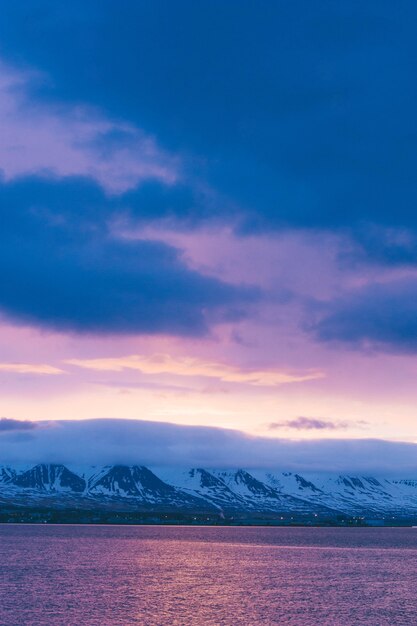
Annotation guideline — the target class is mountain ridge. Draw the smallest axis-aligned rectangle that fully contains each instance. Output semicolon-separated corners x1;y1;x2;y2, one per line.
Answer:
2;463;417;519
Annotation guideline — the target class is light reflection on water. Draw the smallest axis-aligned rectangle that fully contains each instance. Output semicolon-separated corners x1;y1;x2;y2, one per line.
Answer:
1;525;417;625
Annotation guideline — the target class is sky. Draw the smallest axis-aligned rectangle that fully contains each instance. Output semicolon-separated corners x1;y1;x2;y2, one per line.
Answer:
1;1;417;470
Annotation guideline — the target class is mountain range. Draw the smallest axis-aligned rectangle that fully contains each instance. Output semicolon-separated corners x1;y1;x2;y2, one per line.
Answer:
2;463;417;520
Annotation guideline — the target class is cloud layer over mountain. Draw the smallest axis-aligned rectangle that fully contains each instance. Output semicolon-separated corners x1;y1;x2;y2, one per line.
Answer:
1;418;417;476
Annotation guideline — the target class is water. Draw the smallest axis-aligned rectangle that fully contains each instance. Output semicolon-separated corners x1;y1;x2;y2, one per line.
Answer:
1;525;417;625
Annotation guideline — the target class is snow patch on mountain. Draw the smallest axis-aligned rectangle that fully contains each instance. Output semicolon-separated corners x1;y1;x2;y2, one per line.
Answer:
2;463;417;517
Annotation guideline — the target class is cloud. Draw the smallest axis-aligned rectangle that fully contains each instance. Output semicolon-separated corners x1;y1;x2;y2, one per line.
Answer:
67;354;324;387
0;418;38;431
1;5;417;346
344;226;417;268
0;363;63;375
1;1;416;250
0;60;262;337
311;278;417;353
0;176;258;335
0;61;178;194
267;417;351;431
0;418;415;475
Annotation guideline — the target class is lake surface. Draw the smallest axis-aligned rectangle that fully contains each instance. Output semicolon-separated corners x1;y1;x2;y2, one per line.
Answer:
0;525;417;625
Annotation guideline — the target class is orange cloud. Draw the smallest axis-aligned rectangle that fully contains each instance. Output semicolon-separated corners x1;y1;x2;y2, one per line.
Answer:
0;363;64;375
66;354;324;387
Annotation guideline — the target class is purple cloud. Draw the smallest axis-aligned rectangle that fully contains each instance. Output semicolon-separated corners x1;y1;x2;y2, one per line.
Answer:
268;417;351;431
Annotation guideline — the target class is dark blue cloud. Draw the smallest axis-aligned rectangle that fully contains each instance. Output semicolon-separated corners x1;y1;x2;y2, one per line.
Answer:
2;0;417;248
311;278;417;353
2;1;417;338
0;175;202;229
0;177;257;334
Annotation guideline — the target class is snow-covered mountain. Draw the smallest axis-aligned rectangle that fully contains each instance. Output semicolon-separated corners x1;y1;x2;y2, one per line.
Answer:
252;471;417;516
2;463;417;518
13;464;86;493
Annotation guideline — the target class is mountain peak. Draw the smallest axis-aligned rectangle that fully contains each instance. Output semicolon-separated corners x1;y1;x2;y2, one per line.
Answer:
1;463;417;518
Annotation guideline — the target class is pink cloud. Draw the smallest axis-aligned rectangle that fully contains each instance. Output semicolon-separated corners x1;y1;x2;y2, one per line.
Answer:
0;60;179;193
